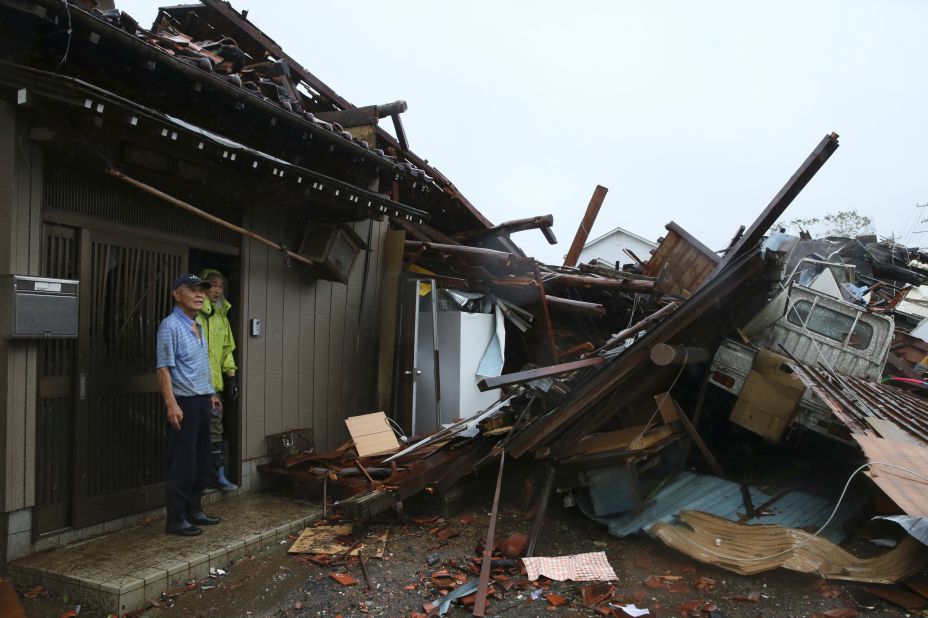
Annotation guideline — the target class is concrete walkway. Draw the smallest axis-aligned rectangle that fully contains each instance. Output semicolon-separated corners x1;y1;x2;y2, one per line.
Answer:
8;494;321;615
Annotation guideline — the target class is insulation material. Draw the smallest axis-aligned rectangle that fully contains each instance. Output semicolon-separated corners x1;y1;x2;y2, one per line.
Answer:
476;304;506;379
651;511;928;583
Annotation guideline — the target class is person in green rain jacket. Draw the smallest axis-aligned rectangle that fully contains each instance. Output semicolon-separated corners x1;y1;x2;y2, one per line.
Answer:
197;268;239;492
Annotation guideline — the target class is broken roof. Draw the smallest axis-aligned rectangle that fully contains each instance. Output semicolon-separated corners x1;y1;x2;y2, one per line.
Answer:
0;0;504;239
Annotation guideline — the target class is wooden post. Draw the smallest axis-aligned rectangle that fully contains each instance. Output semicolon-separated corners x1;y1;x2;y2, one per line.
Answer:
563;185;608;267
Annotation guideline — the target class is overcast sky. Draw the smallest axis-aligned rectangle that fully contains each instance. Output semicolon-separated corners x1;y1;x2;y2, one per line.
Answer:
117;0;928;263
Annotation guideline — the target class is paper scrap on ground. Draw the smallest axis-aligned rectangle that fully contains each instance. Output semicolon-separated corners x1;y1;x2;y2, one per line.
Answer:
613;604;650;617
288;524;389;557
521;551;617;581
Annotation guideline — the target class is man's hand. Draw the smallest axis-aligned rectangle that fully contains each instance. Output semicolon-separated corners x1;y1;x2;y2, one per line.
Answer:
211;394;222;410
167;402;183;431
225;374;239;400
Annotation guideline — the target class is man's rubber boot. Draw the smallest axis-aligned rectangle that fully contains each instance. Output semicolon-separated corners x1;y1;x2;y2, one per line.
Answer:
216;443;238;493
187;492;221;526
209;442;224;490
165;508;202;537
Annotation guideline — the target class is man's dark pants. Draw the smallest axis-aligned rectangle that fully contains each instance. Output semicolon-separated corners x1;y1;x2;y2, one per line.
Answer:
167;395;212;518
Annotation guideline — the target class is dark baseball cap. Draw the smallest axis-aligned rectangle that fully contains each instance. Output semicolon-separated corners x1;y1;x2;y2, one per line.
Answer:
172;273;212;290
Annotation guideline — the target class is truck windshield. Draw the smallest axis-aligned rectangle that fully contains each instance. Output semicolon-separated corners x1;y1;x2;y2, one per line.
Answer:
786;300;873;350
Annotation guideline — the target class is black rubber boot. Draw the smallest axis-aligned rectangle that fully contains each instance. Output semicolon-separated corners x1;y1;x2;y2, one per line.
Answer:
187;492;221;526
165;507;202;536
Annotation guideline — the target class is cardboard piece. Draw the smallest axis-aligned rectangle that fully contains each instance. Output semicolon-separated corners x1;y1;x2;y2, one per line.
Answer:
345;411;400;457
730;349;804;442
289;524;389;557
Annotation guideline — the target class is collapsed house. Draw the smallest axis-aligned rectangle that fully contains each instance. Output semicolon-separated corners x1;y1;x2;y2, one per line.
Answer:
267;126;928;596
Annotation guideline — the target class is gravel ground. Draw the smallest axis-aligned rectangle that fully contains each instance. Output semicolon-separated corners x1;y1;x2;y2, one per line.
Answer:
16;497;921;618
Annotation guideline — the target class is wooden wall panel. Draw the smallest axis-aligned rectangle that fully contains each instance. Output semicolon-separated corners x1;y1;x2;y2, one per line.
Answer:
0;104;42;512
339;221;367;432
296;276;315;429
243;212;269;460
327;279;348;448
312;280;332;449
358;220;388;412
262;215;285;442
281;241;302;432
240;214;391;457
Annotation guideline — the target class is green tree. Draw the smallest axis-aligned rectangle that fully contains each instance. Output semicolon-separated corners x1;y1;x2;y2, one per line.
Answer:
771;210;872;238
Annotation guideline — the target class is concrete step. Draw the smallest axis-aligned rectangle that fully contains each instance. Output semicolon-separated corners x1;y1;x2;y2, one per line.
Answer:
9;494;321;615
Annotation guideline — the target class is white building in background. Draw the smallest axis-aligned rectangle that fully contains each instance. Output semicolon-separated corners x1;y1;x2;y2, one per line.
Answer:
577;226;659;267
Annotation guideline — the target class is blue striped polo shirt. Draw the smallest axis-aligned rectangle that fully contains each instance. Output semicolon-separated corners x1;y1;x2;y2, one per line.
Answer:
156;306;215;397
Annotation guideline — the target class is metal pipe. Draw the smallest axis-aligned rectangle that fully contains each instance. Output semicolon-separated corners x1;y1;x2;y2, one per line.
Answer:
106;169;315;267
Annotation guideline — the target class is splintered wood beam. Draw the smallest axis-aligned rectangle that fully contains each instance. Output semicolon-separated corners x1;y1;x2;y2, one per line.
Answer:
404;240;513;269
599;301;680;352
564;185;608;267
455;215;557;244
545;295;606;318
546;273;654;292
579;263;657;281
713;132;839;275
533;264;559;364
477;357;605;392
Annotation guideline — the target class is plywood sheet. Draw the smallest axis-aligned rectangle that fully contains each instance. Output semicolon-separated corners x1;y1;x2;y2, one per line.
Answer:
345;411;399;457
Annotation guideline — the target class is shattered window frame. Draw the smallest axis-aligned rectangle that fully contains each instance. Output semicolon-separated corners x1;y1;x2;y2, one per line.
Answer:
786;300;874;350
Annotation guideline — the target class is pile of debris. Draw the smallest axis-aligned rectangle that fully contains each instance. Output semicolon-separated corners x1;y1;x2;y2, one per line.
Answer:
264;129;928;601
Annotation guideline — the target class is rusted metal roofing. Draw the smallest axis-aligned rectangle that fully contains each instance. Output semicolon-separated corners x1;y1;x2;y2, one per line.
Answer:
788;360;928;516
857;436;928;517
788;361;928;445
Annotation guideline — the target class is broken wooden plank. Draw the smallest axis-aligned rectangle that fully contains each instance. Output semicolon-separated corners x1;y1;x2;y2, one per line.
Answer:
477;357;605;392
600;301;680;352
712;132;840;276
546;273;654;292
545;295;606;318
564;185;608;267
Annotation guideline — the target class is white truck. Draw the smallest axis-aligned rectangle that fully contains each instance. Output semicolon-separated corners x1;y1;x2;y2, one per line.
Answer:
708;283;894;443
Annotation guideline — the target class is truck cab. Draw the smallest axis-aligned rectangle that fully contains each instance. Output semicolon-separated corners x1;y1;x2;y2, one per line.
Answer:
709;282;894;443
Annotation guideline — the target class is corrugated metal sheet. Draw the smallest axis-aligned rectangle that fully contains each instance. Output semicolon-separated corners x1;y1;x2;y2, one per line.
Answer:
578;471;857;543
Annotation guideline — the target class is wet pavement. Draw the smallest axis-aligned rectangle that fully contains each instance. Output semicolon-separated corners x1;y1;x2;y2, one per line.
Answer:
14;497;915;617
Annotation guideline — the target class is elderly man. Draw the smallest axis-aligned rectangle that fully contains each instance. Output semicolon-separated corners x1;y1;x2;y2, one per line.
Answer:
156;273;223;536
